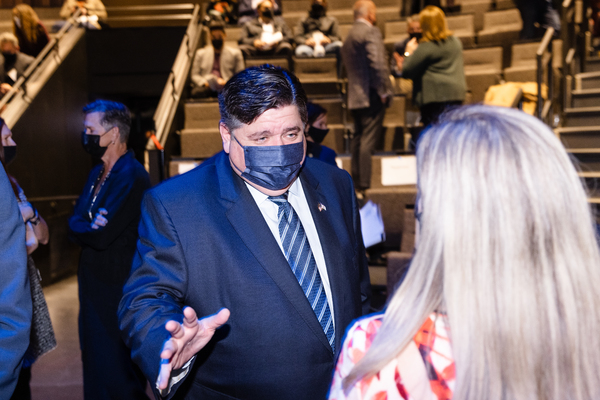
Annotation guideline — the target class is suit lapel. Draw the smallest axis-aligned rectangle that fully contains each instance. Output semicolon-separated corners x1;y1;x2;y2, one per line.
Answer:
217;154;334;354
300;164;354;353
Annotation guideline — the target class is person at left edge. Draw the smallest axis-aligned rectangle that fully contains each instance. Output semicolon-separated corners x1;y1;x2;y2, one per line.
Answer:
68;100;151;400
119;65;371;399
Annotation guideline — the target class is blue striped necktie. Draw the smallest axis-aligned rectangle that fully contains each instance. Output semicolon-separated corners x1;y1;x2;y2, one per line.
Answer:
268;194;335;353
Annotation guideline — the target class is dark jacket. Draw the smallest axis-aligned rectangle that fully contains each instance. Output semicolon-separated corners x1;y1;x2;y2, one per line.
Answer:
0;52;34;84
119;151;371;400
402;35;466;106
295;14;341;45
239;16;293;46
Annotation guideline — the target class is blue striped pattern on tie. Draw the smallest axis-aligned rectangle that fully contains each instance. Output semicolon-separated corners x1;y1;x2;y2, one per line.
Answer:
269;194;334;353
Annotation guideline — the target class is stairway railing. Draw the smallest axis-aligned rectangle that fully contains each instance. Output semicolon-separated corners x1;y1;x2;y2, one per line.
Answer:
0;8;82;125
537;27;555;123
145;3;202;183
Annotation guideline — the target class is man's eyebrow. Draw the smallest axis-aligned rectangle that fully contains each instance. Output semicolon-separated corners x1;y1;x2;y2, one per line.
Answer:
246;130;272;140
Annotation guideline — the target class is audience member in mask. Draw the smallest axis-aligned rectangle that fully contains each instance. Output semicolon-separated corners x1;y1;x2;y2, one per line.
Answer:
239;0;293;57
391;15;421;78
295;0;342;58
12;4;50;58
0;32;33;95
305;102;337;166
69;100;151;400
0;118;55;400
118;65;371;399
190;21;244;98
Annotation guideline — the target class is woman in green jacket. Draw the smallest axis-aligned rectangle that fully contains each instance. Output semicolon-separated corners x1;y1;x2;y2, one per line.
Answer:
403;6;466;127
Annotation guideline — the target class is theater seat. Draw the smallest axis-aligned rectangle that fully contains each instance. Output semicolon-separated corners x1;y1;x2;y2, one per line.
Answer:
463;46;503;103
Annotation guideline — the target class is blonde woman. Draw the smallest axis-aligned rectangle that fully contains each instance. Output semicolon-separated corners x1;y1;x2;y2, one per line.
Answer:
402;6;465;127
12;4;50;58
329;105;600;400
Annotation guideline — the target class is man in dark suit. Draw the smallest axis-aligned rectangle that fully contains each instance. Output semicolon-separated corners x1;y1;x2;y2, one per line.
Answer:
0;161;31;399
342;0;393;195
0;33;34;95
119;65;371;400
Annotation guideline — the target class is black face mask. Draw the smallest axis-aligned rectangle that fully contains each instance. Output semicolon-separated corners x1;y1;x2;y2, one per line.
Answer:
3;145;16;165
81;131;107;158
262;9;273;19
310;3;325;16
409;32;422;41
2;53;16;64
212;39;224;50
307;126;329;144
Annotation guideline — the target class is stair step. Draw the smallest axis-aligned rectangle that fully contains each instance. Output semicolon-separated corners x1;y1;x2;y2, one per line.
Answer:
555;126;600;148
576;71;600;90
571;88;600;108
585;56;600;73
562;107;600;127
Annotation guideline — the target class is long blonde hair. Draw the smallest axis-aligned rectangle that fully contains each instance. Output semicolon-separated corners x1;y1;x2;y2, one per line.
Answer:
12;4;40;44
420;5;451;42
343;105;600;400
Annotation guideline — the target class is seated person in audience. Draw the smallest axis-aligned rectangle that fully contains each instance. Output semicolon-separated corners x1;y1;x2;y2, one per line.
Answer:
0;33;34;96
239;0;293;58
305;102;337;166
237;0;282;26
191;21;245;98
206;0;238;25
12;5;50;58
59;0;107;30
390;15;421;77
295;0;342;58
330;105;600;400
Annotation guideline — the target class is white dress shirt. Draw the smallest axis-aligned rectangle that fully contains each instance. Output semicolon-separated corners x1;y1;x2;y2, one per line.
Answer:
245;178;335;325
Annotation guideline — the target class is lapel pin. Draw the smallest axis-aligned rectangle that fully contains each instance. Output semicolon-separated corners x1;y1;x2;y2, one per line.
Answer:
318;203;326;212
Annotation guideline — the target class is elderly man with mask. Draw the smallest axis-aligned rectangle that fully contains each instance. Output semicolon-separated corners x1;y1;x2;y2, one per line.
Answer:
238;0;293;58
119;65;371;400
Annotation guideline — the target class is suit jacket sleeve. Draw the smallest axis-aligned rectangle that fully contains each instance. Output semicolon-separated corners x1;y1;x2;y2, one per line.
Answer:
68;166;149;251
294;18;308;45
327;17;341;43
401;43;431;81
190;48;210;88
0;163;31;399
240;22;257;45
365;27;393;98
279;19;293;44
118;190;191;399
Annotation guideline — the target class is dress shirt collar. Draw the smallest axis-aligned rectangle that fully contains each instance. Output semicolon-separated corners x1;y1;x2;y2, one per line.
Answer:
245;177;302;205
356;18;372;27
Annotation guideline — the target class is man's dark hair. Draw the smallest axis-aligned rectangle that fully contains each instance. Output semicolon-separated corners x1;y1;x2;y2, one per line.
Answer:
83;100;131;143
306;102;327;126
218;65;308;131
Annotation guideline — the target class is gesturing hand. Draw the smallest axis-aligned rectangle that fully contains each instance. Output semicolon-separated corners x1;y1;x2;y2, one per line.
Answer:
157;307;230;390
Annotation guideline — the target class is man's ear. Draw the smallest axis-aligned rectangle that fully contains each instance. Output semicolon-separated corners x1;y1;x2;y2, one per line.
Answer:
219;123;232;154
111;126;120;144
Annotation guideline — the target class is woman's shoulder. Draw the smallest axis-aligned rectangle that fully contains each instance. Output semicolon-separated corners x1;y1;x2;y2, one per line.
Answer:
341;313;385;358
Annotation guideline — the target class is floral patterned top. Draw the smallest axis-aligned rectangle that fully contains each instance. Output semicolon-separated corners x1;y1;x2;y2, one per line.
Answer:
329;313;455;400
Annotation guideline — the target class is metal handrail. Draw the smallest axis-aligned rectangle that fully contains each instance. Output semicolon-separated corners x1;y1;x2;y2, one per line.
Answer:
0;8;82;112
537;27;554;121
150;3;201;151
105;4;195;12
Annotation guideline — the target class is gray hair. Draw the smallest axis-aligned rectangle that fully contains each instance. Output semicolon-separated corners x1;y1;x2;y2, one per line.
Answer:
342;105;600;400
353;0;374;20
0;32;19;47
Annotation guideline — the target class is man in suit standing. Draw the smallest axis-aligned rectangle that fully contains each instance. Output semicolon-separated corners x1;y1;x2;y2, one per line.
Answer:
342;0;393;195
119;65;371;400
190;21;245;98
0;161;31;399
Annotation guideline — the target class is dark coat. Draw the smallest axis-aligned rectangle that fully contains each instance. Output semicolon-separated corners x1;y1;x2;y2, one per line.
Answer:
119;151;371;400
239;16;293;46
295;14;341;45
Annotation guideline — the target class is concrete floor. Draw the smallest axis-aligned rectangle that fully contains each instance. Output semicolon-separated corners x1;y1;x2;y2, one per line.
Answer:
31;276;83;400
